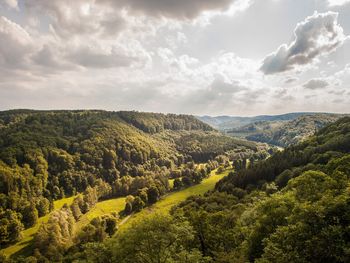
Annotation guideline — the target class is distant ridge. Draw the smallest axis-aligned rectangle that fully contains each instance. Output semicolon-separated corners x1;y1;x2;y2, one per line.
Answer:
197;112;340;130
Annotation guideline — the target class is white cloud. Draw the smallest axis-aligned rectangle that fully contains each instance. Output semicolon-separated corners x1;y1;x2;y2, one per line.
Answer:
3;0;18;9
0;16;33;68
67;46;136;69
0;1;349;115
261;11;347;74
328;0;350;6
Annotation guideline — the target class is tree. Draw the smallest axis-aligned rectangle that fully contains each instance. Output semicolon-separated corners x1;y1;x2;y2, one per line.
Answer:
103;149;116;170
136;188;148;204
173;178;183;190
0;209;24;246
22;204;38;228
132;196;145;212
147;185;160;204
34;207;76;260
36;198;50;217
110;214;206;263
124;202;133;215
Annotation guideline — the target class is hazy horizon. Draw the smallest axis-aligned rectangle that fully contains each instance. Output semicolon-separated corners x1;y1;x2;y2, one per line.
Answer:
0;108;348;118
1;0;350;115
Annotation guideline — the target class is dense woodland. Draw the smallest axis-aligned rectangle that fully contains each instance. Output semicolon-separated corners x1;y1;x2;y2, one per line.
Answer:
0;110;260;255
39;116;350;263
2;111;349;262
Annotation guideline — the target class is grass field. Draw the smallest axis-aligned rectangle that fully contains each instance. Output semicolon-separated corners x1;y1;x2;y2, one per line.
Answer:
76;197;126;229
120;168;229;230
1;195;77;257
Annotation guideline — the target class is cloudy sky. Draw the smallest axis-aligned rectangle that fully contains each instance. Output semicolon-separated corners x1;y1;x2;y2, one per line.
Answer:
1;0;350;116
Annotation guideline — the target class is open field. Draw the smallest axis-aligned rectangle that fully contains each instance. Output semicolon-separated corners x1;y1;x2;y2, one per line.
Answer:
76;197;126;229
120;168;229;229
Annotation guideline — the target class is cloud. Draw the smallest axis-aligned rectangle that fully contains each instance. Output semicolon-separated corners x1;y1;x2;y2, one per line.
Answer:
24;1;126;37
260;11;347;74
327;0;350;6
100;0;236;20
284;77;298;84
210;75;246;94
0;16;33;69
303;79;329;89
3;0;18;9
67;46;137;69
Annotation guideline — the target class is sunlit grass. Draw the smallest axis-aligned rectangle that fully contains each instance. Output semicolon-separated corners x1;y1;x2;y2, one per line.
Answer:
76;197;126;229
120;168;229;230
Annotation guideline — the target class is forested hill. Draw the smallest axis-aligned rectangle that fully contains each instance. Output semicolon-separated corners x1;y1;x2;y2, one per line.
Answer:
0;110;260;250
217;116;350;192
46;117;350;263
150;116;350;263
227;113;345;147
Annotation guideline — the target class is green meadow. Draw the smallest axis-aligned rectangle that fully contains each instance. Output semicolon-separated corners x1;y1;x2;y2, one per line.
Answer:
120;168;229;229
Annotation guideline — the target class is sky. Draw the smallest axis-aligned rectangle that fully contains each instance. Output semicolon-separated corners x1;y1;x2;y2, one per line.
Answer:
0;0;350;116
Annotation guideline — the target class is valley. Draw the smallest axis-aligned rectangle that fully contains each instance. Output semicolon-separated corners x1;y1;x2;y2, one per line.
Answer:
1;165;228;258
0;110;349;263
199;112;346;147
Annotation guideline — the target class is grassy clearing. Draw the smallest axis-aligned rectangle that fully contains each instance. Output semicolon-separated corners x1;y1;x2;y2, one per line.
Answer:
120;168;229;230
76;197;126;229
1;195;77;257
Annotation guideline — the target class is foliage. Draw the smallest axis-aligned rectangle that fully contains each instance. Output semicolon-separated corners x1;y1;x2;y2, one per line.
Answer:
0;110;256;248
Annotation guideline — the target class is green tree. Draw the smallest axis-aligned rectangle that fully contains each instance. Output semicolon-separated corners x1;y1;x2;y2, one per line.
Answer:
22;204;38;228
132;196;145;212
110;214;206;263
0;209;24;246
147;185;160;204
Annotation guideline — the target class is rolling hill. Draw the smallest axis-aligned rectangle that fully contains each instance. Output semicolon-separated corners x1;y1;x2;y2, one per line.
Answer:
199;113;346;147
0;110;261;259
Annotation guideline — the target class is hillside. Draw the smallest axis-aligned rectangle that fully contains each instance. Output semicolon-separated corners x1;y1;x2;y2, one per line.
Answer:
197;112;315;130
199;113;345;147
228;113;344;147
48;116;350;263
0;110;261;256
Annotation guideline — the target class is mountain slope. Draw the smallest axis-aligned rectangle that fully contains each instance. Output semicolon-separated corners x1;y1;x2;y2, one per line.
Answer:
199;113;346;147
59;116;350;263
197;112;316;130
231;113;344;147
0;110;258;250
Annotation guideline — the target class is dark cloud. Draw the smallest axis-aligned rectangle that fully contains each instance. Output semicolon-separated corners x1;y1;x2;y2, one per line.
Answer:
285;77;298;84
31;45;76;72
328;89;346;95
261;11;347;74
100;0;235;19
24;1;126;37
303;79;329;90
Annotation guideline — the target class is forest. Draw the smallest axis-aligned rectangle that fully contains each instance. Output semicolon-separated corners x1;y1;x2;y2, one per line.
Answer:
1;111;349;262
0;110;264;261
12;115;347;263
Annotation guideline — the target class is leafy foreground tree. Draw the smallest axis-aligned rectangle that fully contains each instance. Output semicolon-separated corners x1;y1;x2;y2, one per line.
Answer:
69;214;210;263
